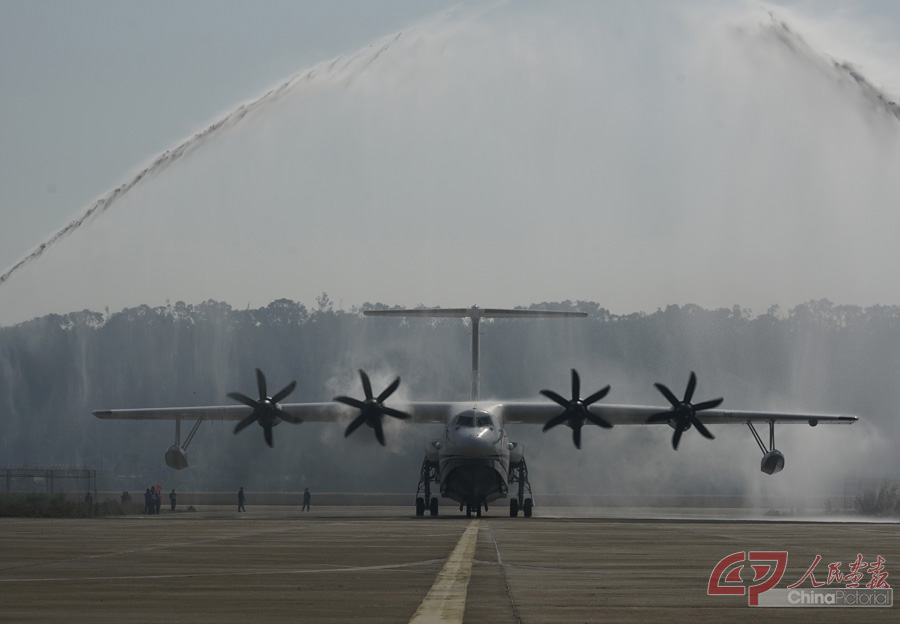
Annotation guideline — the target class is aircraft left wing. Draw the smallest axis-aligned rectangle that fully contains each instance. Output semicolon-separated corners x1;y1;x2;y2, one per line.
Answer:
494;402;858;426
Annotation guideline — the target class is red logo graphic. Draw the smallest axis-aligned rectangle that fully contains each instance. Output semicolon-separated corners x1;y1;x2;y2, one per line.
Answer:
708;551;788;606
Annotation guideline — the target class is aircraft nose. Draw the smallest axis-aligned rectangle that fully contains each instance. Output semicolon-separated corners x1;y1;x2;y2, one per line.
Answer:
449;428;501;457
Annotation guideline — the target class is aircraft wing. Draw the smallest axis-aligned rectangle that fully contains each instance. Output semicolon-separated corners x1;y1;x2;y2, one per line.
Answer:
94;400;858;426
92;401;463;424
494;402;858;426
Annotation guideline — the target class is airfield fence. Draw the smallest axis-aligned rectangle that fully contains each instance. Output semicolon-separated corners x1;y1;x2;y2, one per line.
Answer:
86;491;847;509
1;468;97;499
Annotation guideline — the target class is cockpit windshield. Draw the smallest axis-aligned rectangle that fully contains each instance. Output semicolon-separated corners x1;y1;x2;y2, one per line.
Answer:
454;414;494;428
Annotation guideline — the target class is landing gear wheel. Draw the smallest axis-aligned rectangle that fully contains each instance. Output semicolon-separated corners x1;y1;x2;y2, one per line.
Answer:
415;497;425;517
523;498;533;518
509;499;519;517
429;497;439;517
466;505;472;518
476;505;482;518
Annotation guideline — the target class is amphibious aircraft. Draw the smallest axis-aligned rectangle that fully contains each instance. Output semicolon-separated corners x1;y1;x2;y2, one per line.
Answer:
93;306;858;518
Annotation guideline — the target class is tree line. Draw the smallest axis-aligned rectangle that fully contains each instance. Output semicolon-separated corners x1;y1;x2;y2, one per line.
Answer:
0;296;896;495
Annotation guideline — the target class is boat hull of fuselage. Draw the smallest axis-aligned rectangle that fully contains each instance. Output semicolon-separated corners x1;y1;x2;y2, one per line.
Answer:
439;457;508;507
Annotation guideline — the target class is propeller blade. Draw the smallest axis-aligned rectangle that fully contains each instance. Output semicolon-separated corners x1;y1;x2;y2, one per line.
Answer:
359;370;373;400
376;377;401;403
233;411;259;434
344;413;368;438
571;369;581;401
693;397;724;412
585;410;613;429
230;369;303;447
228;392;259;409
373;418;386;446
542;411;571;432
691;415;715;440
382;406;411;420
652;373;721;449
334;396;366;410
542;370;613;445
271;380;297;404
539;389;571;408
335;372;405;446
274;408;303;424
672;423;685;450
684;371;697;403
583;385;611;406
255;368;267;400
654;382;680;408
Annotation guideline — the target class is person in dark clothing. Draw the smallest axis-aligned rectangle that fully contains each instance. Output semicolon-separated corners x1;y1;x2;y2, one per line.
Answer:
84;492;93;504
144;488;152;514
151;487;161;514
169;489;177;512
302;488;311;512
238;487;246;512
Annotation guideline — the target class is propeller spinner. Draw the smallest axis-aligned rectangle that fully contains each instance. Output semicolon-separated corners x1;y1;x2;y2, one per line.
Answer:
228;368;301;447
333;370;411;446
540;369;612;449
647;371;722;450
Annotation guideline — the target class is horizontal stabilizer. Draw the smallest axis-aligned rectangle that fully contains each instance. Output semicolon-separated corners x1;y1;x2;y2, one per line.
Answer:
363;306;586;319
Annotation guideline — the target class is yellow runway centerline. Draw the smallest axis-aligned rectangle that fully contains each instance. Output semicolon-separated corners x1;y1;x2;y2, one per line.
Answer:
408;520;480;623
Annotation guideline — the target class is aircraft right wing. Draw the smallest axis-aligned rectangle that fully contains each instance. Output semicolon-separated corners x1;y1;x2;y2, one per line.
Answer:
93;401;462;425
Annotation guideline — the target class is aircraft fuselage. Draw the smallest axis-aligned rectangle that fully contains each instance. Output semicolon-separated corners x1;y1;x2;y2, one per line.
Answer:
437;408;511;511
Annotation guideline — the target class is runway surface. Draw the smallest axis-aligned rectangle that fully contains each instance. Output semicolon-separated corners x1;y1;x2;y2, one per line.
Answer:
0;506;897;623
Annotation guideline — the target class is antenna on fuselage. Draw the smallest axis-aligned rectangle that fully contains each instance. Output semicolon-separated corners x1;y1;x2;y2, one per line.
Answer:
362;306;587;401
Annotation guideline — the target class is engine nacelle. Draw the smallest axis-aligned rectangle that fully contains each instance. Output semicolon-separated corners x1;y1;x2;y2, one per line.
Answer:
425;440;441;463
761;449;785;475
165;445;189;470
508;441;524;464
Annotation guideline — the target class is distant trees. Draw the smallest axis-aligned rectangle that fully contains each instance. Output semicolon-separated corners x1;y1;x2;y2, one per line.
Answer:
0;297;898;493
855;482;900;517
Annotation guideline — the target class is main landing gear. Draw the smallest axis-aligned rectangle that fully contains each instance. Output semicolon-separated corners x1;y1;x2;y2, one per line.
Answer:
415;455;536;518
508;457;534;518
415;457;440;517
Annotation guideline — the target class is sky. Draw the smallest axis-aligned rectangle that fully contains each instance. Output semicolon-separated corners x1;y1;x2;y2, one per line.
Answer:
2;0;900;325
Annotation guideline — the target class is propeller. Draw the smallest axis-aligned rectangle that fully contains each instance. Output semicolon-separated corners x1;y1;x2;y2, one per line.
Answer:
647;371;722;450
333;369;411;445
228;368;301;447
540;369;612;449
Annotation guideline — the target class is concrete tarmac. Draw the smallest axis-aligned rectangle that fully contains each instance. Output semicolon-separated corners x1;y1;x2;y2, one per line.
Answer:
0;506;897;623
